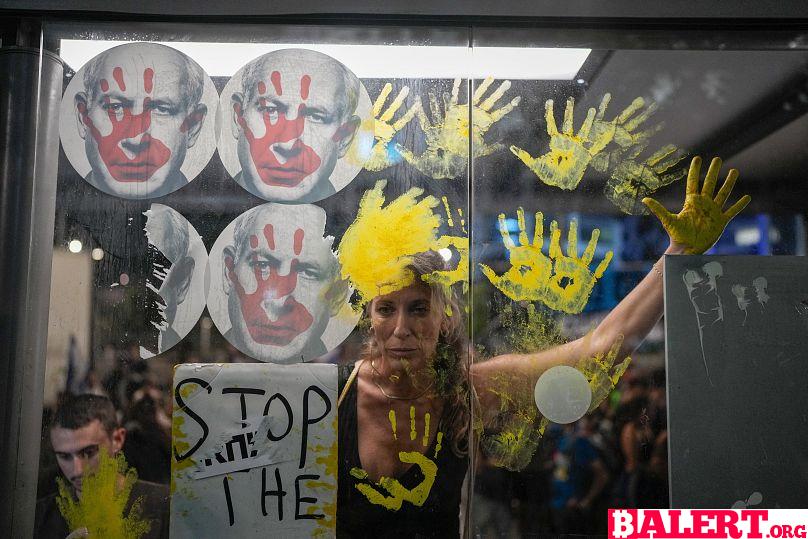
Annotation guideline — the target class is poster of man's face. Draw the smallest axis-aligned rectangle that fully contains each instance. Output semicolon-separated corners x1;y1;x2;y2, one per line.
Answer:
59;42;218;199
217;49;373;204
207;204;358;363
142;204;208;358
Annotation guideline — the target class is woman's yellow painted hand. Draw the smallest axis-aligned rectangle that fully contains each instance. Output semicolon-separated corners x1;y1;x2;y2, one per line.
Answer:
642;156;751;254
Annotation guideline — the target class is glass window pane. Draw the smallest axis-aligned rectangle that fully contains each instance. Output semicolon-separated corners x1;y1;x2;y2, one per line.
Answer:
471;27;808;536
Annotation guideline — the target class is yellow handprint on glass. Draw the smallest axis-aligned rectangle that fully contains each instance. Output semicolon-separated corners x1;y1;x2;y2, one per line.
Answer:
576;335;631;413
510;97;598;190
422;197;469;297
589;94;663;172
512;94;662;191
56;451;150;539
480;208;613;314
350;406;444;511
397;77;520;179
481;371;550;471
545;219;614;313
605;143;688;215
355;83;421;172
480;208;552;300
481;412;549;472
642;156;751;254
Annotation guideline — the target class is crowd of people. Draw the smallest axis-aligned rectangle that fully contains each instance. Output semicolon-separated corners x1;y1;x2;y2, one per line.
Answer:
473;364;669;537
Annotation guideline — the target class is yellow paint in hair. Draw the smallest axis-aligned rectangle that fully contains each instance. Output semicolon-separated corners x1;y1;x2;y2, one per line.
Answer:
338;180;440;304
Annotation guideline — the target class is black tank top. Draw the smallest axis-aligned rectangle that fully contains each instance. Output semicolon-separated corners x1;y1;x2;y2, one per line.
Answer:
337;364;468;538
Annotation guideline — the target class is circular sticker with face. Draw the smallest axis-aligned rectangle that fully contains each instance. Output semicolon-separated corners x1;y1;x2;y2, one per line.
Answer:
60;42;218;199
84;203;207;358
217;48;373;204
207;203;359;363
142;204;209;357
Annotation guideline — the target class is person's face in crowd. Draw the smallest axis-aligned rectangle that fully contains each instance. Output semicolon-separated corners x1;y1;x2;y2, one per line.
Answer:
369;283;444;371
231;56;360;202
50;419;126;497
74;47;207;197
223;205;343;362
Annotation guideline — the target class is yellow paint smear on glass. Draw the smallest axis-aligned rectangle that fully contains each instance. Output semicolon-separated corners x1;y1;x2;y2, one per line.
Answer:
422;197;469;297
346;82;419;172
441;197;454;227
480;408;550;472
56;451;150;539
605;144;687;215
575;334;631;413
500;302;565;355
398;77;520;180
433;432;443;458
179;384;197;400
480;380;543;471
338;180;440;304
171;414;196;496
511;93;670;193
310;414;338;536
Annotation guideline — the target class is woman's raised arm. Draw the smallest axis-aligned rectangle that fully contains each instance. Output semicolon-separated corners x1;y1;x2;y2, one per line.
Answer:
472;156;751;412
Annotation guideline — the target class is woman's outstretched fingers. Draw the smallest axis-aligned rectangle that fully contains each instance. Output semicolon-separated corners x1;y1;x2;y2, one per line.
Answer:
686;155;703;195
701;157;723;198
642;197;673;227
714;168;739;208
724;194;752;221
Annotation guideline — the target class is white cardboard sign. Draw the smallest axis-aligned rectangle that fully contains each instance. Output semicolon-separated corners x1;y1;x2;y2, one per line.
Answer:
170;363;337;538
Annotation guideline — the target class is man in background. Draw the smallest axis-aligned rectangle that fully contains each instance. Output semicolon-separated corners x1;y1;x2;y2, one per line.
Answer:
34;394;169;539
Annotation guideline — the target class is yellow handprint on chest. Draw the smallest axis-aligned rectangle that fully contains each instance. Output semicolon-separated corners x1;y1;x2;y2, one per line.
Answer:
350;406;444;511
